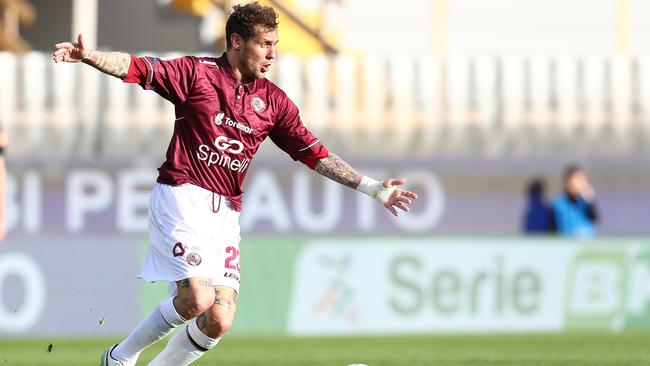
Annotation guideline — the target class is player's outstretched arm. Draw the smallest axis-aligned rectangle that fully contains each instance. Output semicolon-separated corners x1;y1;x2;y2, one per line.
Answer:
314;152;418;217
52;33;131;79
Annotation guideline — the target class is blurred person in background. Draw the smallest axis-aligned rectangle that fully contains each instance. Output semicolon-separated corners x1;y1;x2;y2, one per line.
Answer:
552;165;598;237
522;177;554;234
0;127;6;241
53;2;417;366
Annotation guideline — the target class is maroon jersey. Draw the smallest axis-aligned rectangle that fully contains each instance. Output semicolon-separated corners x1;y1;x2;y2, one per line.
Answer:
123;54;329;211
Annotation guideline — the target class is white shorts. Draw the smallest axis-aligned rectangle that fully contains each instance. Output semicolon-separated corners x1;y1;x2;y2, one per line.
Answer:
139;183;241;293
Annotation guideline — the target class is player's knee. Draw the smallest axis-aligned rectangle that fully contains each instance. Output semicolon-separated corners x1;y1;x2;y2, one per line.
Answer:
216;317;233;335
175;290;215;319
204;315;233;338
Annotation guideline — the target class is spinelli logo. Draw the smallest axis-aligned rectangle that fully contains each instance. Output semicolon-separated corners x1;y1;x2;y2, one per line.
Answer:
214;136;244;154
196;135;250;172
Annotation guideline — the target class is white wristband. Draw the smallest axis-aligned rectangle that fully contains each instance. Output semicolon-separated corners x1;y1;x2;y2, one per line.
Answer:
356;176;395;204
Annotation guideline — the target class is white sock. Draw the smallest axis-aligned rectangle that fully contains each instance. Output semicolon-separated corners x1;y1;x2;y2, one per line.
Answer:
112;297;186;363
147;318;220;366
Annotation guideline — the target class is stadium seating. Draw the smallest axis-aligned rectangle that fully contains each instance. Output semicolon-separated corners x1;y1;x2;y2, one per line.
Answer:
1;51;649;158
0;0;35;52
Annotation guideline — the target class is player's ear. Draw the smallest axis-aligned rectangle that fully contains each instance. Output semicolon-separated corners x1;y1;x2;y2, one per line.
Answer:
231;33;242;50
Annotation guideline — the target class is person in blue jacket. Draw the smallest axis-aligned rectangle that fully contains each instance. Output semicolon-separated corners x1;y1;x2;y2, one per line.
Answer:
552;165;599;237
522;177;554;234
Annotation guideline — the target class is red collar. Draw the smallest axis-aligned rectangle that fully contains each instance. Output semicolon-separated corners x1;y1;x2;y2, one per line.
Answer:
216;53;257;93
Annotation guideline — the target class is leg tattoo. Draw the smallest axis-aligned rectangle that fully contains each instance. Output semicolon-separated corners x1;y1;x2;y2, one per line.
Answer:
198;279;214;288
196;313;208;330
213;289;234;309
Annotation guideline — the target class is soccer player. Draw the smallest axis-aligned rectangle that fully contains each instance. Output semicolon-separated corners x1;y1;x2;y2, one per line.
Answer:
53;3;417;365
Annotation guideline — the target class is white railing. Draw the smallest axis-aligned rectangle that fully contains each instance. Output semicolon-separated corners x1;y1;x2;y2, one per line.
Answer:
1;51;649;157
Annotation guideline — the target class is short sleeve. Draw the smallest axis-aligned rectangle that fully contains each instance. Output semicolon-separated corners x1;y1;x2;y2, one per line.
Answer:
269;96;329;169
123;55;196;105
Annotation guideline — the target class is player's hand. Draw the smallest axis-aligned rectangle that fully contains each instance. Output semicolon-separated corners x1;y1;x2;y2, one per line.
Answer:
382;178;418;217
53;33;91;63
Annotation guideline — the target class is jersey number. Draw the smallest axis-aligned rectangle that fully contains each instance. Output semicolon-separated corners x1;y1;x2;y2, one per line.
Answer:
225;246;240;272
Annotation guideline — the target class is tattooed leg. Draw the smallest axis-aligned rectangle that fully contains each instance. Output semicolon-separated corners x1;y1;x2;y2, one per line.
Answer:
213;287;237;309
146;284;227;364
198;279;214;288
173;278;217;320
195;286;237;338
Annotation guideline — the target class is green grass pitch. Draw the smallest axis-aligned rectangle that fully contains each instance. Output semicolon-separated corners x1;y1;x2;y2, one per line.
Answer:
1;333;650;366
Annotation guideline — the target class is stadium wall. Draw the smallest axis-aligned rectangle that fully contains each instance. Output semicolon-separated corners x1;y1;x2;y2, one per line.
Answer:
5;158;650;236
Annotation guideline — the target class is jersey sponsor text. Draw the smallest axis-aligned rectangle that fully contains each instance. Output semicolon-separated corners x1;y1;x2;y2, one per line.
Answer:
197;144;250;172
215;112;253;134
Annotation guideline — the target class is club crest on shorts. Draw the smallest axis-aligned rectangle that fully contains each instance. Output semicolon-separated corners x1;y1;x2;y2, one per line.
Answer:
250;96;265;112
172;242;185;257
186;252;202;266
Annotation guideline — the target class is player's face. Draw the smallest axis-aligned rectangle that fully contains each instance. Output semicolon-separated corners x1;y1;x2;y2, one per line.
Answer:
239;26;278;82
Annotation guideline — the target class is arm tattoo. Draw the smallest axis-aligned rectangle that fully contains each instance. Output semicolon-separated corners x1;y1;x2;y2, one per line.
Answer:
314;153;362;190
83;51;131;79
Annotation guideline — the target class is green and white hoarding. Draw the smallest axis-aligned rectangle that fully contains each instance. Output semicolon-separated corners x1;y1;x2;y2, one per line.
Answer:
142;238;650;335
1;237;648;336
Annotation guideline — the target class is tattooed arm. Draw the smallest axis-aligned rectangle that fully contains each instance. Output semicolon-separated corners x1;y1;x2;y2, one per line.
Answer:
314;152;363;190
81;51;131;79
314;152;418;216
53;33;131;79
